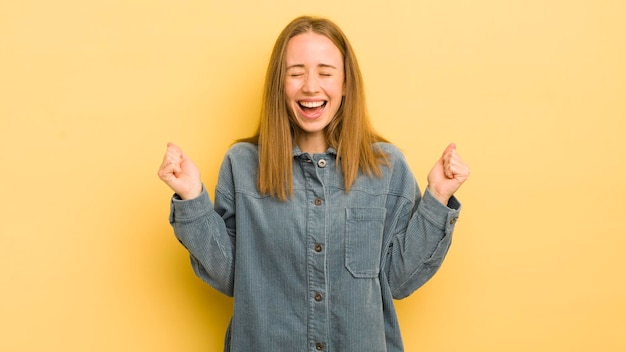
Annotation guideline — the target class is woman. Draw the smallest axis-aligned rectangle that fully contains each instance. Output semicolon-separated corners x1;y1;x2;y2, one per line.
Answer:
158;15;469;352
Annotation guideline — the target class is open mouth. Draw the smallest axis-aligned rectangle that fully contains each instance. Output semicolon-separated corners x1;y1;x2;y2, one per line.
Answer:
298;100;327;113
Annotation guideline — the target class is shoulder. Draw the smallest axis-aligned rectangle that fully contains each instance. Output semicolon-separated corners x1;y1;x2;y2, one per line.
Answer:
375;142;402;156
219;142;259;176
225;142;258;159
374;142;409;168
221;142;259;169
373;142;418;194
217;142;259;195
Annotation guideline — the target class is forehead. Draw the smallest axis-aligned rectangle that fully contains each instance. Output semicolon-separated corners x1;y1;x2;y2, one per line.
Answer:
285;32;343;66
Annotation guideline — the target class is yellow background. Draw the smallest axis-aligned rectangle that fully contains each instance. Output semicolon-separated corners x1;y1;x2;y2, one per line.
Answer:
1;0;625;351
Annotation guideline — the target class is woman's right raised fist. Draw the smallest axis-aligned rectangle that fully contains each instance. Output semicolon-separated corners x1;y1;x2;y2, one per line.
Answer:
157;143;202;200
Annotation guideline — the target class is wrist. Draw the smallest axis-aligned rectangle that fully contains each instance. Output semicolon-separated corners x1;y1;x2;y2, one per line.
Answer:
427;185;450;205
179;183;203;200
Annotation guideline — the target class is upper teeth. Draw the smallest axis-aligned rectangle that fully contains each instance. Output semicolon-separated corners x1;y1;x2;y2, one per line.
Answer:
300;101;324;108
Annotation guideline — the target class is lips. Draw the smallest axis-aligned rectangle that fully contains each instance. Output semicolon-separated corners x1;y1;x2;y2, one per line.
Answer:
298;100;327;119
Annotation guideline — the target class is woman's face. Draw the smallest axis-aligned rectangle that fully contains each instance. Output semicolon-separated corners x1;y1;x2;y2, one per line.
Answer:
284;31;345;151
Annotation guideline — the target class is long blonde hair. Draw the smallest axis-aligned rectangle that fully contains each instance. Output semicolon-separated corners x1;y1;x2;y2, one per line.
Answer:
241;16;388;200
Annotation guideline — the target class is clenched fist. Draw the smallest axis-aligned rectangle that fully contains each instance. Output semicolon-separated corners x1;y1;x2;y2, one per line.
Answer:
157;143;203;200
427;143;470;205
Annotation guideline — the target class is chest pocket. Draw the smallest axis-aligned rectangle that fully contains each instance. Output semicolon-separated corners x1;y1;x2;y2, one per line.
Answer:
345;207;386;278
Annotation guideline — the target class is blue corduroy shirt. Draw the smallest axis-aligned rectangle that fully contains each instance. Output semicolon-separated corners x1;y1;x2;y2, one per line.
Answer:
169;142;461;352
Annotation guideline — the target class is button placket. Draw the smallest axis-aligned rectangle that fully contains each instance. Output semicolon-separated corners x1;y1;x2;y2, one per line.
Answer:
303;153;329;351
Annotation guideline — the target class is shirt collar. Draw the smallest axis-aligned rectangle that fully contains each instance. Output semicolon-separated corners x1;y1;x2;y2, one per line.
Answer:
292;145;338;158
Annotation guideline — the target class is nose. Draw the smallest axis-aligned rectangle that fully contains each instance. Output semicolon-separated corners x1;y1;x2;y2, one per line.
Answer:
302;73;320;93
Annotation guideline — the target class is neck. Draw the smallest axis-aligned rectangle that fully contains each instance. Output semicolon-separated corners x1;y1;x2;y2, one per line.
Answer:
295;134;328;154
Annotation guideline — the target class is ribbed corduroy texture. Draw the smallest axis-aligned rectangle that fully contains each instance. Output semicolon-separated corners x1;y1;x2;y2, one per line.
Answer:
170;142;461;352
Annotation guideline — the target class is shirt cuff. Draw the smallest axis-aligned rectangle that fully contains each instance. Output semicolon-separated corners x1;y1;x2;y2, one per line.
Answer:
420;188;462;234
169;185;212;223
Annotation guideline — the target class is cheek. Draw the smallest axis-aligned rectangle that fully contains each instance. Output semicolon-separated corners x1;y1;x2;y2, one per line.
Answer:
284;81;299;101
327;80;345;98
285;85;298;103
330;75;345;95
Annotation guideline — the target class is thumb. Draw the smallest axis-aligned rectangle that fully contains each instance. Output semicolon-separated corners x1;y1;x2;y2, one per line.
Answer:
439;143;457;179
440;143;456;160
438;143;456;167
167;142;184;158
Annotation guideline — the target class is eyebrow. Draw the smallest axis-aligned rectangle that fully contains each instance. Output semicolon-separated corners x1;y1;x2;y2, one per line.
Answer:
286;63;338;70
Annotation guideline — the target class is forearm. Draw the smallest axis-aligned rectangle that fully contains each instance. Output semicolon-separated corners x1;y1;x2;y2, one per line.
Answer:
388;188;461;299
170;187;236;296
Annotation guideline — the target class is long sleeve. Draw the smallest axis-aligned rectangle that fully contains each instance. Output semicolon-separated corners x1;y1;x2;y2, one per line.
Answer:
169;185;236;296
382;154;461;299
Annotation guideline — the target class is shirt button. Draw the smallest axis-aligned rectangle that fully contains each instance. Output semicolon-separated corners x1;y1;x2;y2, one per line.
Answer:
314;244;323;252
314;293;323;301
315;198;323;206
315;343;325;350
449;217;458;225
317;159;327;168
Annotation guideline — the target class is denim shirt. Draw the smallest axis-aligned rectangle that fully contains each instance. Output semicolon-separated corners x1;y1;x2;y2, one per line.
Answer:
169;142;461;352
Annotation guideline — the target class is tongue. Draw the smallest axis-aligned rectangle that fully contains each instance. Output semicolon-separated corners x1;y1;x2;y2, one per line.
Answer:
303;105;323;113
300;103;324;118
